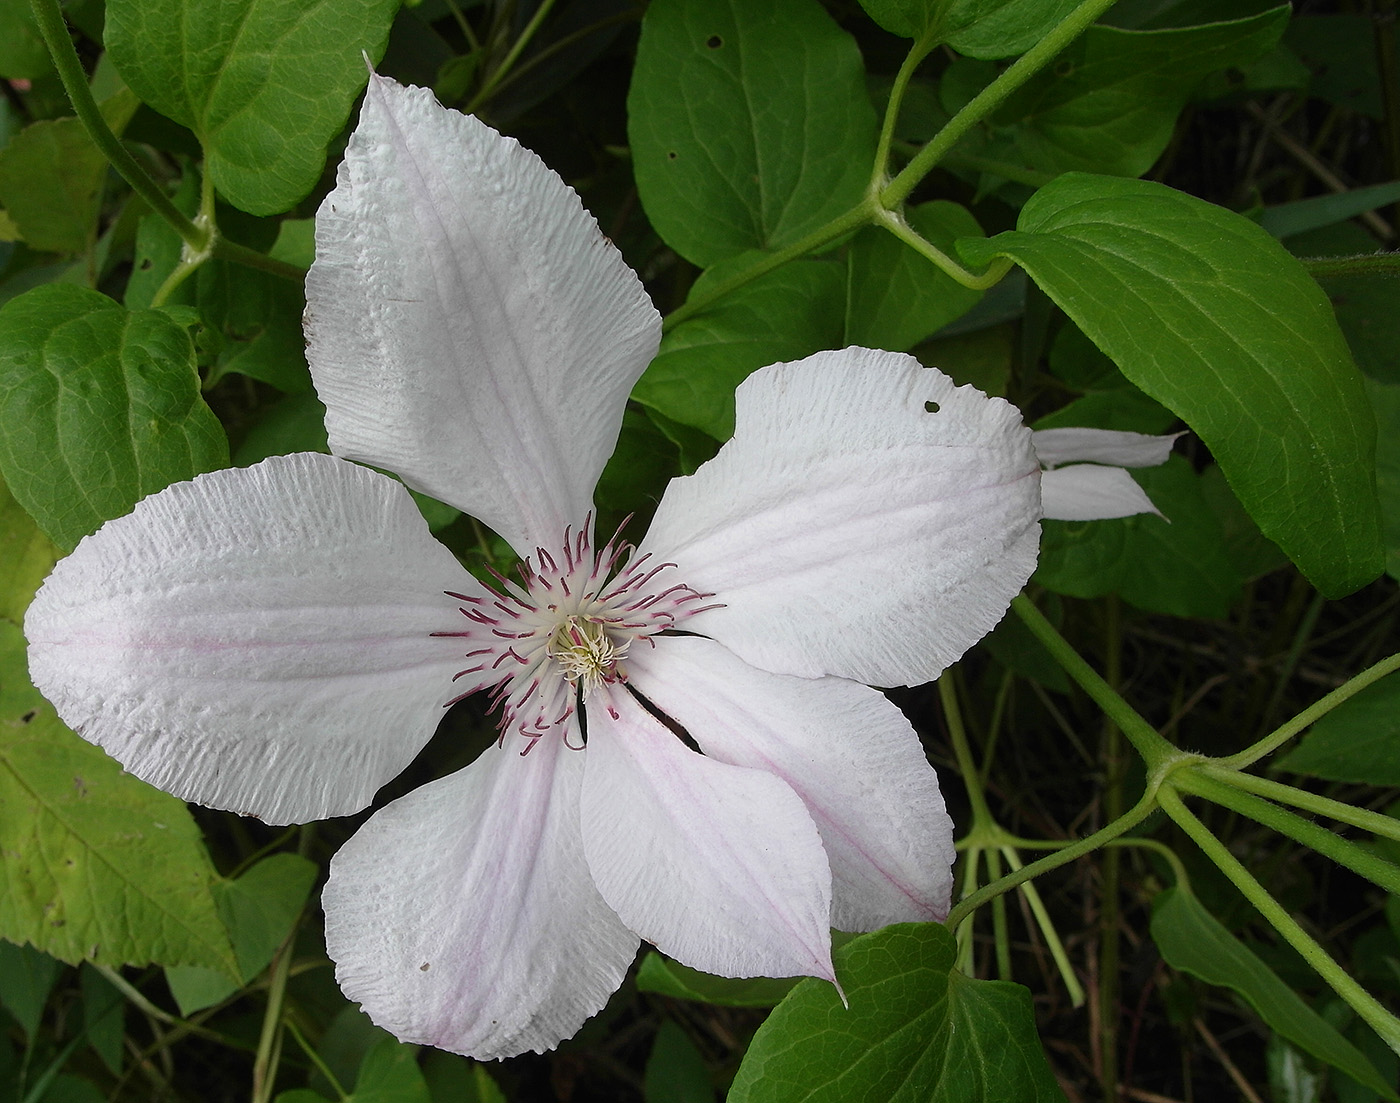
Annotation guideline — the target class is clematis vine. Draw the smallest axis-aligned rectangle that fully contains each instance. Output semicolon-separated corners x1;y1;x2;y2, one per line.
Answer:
24;77;1043;1059
1034;427;1180;521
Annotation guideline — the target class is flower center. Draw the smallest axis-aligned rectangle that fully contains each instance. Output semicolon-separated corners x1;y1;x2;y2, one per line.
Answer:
435;521;716;751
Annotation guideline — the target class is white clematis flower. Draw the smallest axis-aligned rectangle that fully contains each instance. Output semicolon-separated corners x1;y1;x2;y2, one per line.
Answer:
24;76;1043;1059
1033;427;1180;521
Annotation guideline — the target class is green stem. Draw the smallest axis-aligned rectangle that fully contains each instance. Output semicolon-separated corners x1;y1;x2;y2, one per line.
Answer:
871;26;943;188
876;210;1013;289
93;966;231;1046
284;1019;348;1101
1177;769;1400;896
946;788;1159;929
1218;651;1400;771
1159;785;1400;1056
466;0;558;114
1001;846;1087;1007
986;846;1012;980
1010;594;1179;767
881;0;1121;207
954;847;981;974
251;932;296;1103
1196;765;1400;848
940;674;994;827
31;0;206;251
1304;252;1400;278
661;201;874;332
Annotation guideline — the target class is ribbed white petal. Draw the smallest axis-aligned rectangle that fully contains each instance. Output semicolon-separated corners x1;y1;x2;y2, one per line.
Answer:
639;348;1041;687
1032;427;1179;469
305;75;661;557
1040;464;1162;521
324;736;638;1059
24;454;476;825
630;636;955;930
580;692;835;983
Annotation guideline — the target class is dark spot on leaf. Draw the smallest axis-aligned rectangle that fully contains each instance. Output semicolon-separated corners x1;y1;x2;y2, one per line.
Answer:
20;710;35;723
925;400;940;413
65;858;74;867
667;151;678;160
139;259;152;270
706;34;722;48
1055;60;1074;77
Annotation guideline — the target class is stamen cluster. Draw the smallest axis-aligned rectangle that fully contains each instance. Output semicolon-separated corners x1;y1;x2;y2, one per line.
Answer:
434;522;716;751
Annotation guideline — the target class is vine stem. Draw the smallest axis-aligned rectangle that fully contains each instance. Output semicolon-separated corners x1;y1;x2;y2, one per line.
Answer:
1198;766;1400;846
1158;785;1400;1056
881;0;1123;207
1218;650;1400;770
1010;594;1178;768
250;929;297;1103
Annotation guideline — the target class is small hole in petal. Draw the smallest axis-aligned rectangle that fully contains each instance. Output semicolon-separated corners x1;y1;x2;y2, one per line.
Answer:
419;962;430;971
924;400;941;413
706;34;723;47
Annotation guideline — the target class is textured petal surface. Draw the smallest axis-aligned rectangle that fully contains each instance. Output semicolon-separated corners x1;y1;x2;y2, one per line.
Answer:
1032;427;1179;469
630;636;955;930
639;348;1041;686
1040;464;1161;520
324;736;638;1059
580;692;835;982
305;75;661;557
24;454;476;825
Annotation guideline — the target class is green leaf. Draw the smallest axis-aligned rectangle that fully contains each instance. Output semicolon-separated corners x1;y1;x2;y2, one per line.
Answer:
0;475;59;625
729;923;1067;1103
79;963;125;1075
1368;380;1400;580
960;173;1384;596
946;0;1081;59
645;1021;714;1103
0;2;51;81
422;1052;507;1103
165;852;317;1015
629;0;878;267
987;10;1288;177
633;260;845;439
0;621;235;974
844;202;985;351
0;939;62;1039
105;0;399;215
350;1036;431;1103
1276;671;1400;786
1151;885;1396;1099
0;88;139;253
1036;456;1242;617
636;952;799;1008
0;283;228;552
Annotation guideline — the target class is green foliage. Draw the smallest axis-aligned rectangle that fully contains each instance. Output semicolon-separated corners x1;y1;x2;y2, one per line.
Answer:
0;621;234;974
0;283;228;551
629;0;877;267
1277;672;1400;786
729;924;1067;1103
636;952;800;1007
0;87;138;253
104;0;399;214
1151;886;1396;1098
961;173;1384;597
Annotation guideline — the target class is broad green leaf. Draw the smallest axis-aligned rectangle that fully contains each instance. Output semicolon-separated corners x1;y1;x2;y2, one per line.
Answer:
0;284;228;552
1276;672;1400;786
0;88;139;253
985;10;1288;177
1035;456;1242;617
729;923;1066;1103
0;939;62;1039
857;0;1079;59
0;3;51;81
633;260;845;440
422;1052;507;1103
1259;181;1400;241
0;622;235;974
351;1036;431;1103
636;952;799;1007
629;0;877;267
166;852;317;1015
844;202;984;351
960;174;1383;596
0;475;59;625
646;1021;713;1103
105;0;399;215
1151;886;1395;1098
